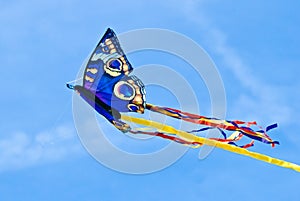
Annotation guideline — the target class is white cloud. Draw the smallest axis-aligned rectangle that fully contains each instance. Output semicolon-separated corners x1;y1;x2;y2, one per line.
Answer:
0;124;83;172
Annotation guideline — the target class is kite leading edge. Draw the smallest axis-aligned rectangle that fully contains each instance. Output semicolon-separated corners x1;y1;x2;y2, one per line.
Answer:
67;28;300;172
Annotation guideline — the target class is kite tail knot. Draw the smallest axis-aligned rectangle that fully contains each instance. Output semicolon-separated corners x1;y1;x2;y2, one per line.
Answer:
265;123;279;147
271;141;280;148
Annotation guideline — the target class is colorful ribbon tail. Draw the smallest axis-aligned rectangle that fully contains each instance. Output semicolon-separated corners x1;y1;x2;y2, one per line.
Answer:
146;103;279;147
121;114;300;173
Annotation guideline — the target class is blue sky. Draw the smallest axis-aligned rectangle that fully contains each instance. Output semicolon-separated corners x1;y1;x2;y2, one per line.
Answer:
1;0;300;200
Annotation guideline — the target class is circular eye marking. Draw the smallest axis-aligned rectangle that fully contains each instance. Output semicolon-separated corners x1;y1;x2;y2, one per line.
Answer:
104;58;123;77
114;81;136;100
128;104;139;112
108;59;122;71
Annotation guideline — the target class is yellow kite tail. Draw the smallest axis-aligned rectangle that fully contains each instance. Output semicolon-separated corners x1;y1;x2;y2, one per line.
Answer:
121;114;300;173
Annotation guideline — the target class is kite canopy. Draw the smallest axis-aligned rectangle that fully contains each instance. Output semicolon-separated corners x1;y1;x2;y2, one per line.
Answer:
67;28;146;132
67;28;300;172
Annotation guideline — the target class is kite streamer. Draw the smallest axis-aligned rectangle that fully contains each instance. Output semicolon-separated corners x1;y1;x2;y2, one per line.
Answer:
67;28;300;172
121;114;300;172
145;104;279;147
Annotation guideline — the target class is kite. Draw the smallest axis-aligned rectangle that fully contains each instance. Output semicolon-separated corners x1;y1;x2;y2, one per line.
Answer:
67;28;300;172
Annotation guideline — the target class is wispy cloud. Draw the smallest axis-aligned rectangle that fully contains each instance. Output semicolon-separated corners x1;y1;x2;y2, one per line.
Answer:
210;30;294;123
0;124;82;172
176;0;298;126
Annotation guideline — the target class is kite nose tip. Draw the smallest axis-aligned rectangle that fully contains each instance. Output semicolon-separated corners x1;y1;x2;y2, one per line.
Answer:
66;83;74;90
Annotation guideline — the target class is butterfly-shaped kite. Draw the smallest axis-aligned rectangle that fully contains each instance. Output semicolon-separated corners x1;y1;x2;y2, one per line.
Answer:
67;28;300;172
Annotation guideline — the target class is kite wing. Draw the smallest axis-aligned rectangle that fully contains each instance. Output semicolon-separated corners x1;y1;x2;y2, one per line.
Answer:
67;28;146;131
